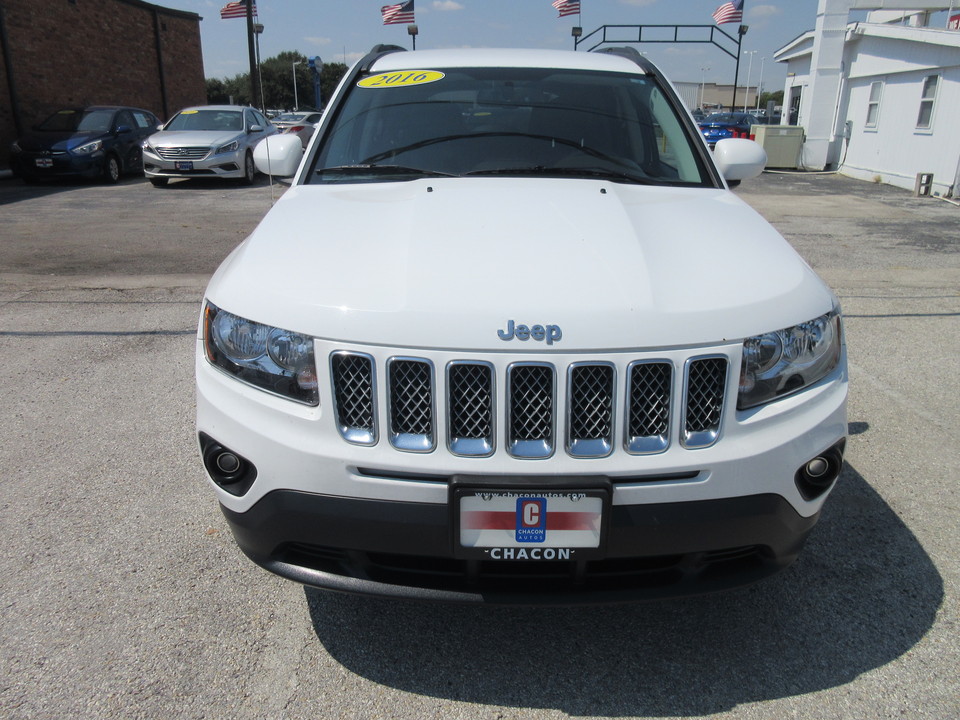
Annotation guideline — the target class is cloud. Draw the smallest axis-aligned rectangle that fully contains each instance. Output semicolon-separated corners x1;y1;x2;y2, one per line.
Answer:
304;37;332;47
749;4;782;19
432;1;464;9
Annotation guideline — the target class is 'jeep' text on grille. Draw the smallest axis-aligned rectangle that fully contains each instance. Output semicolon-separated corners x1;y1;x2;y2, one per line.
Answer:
497;320;562;345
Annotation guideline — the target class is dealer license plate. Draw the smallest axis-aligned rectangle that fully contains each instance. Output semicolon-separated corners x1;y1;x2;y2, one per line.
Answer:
454;487;606;561
35;158;53;168
174;161;194;170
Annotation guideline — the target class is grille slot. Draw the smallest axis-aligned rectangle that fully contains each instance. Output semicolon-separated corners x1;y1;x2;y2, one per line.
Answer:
328;352;729;457
507;363;555;459
447;362;495;456
331;352;376;445
626;361;672;454
683;356;728;449
567;363;615;457
388;358;435;452
156;146;210;160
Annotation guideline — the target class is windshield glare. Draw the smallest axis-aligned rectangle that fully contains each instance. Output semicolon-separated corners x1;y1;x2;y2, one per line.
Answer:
39;109;114;133
166;110;244;132
310;66;709;185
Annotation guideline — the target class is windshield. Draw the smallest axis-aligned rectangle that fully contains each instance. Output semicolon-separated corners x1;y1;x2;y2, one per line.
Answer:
165;110;244;132
39;109;114;133
308;66;710;186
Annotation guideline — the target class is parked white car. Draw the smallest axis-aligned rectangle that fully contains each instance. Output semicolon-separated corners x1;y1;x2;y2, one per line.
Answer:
142;105;276;186
197;46;847;603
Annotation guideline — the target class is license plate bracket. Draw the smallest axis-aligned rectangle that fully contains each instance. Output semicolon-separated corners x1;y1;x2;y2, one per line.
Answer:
451;478;610;561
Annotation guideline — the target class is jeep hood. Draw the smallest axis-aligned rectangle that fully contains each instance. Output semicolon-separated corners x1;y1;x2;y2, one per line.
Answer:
206;178;836;351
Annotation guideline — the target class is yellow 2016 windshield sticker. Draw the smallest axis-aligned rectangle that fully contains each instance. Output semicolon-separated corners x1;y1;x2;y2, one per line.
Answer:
358;70;445;89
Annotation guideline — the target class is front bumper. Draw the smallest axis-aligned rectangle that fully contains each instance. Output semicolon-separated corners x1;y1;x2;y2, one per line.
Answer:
221;488;822;604
10;151;104;179
143;148;245;180
198;327;847;603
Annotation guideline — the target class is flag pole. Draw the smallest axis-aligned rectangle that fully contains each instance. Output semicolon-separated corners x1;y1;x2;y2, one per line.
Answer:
245;2;260;110
731;26;742;111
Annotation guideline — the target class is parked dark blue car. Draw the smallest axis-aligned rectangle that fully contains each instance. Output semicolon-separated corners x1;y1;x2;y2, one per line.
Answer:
10;106;160;183
698;112;756;147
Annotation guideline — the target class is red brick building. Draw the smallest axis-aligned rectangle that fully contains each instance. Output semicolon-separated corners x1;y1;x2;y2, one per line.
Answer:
0;0;205;169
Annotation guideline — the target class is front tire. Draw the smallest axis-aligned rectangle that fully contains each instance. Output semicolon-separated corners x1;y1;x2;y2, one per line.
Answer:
103;154;121;184
240;151;255;185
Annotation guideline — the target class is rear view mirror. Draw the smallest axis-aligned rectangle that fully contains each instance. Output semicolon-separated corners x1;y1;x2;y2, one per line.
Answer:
713;138;767;183
253;134;303;178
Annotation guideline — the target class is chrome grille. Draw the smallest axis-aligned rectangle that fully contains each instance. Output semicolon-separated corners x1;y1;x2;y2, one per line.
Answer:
567;363;614;457
331;352;376;445
447;362;494;457
626;361;672;454
328;352;729;458
508;363;555;458
388;358;435;452
155;146;210;160
683;357;728;449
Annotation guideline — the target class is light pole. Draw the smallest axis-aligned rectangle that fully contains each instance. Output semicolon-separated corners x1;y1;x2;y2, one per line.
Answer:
756;56;765;112
292;60;302;110
699;66;710;111
743;50;757;112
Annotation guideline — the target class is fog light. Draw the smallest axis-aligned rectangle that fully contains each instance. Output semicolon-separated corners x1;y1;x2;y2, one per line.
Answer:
795;440;845;500
805;457;829;478
199;433;257;496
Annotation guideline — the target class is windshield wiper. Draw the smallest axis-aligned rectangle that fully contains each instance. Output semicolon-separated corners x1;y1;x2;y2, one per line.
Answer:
465;166;656;185
315;164;456;179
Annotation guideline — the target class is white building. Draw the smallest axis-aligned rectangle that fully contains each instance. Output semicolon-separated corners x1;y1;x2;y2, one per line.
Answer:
775;0;960;196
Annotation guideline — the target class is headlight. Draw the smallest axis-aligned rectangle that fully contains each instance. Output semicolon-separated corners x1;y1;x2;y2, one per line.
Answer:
202;302;318;405
216;140;240;154
738;309;842;410
73;139;103;155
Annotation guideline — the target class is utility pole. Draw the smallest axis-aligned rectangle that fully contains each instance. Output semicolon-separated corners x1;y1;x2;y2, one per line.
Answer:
245;2;260;109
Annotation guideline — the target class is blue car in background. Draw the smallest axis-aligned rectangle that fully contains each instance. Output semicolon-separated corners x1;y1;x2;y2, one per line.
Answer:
10;106;160;184
698;112;757;147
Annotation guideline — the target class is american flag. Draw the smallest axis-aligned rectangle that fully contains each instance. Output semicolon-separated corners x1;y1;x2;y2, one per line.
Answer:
381;0;415;25
713;0;744;25
552;0;581;17
220;0;255;20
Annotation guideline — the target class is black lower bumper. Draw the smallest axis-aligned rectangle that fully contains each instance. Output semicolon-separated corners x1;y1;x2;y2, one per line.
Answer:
220;488;820;605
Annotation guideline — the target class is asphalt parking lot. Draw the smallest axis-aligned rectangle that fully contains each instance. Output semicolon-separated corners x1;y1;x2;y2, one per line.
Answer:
0;170;958;719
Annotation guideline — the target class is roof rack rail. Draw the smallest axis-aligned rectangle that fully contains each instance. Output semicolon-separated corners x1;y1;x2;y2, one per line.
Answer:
594;46;656;74
359;44;407;72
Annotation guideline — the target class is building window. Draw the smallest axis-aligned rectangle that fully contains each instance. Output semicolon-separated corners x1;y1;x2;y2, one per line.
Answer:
916;75;939;130
865;81;883;129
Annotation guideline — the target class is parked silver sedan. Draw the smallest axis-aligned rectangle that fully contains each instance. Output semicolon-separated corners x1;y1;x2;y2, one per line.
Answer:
271;111;322;148
142;105;277;186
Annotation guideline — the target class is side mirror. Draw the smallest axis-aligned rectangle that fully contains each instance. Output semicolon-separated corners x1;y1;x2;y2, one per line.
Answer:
248;124;263;133
253;134;303;178
713;138;767;183
116;125;132;135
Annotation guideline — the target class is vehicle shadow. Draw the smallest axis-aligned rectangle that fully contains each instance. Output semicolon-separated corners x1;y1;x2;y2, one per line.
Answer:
148;175;274;191
0;174;146;205
305;461;942;717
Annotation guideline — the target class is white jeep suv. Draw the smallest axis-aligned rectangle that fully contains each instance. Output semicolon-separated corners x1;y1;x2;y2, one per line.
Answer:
196;45;847;603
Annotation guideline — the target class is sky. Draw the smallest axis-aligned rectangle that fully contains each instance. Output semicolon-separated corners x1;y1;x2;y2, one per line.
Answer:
154;0;936;93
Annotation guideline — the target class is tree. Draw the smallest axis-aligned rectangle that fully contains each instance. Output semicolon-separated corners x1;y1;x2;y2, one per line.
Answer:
758;90;784;110
206;51;348;111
